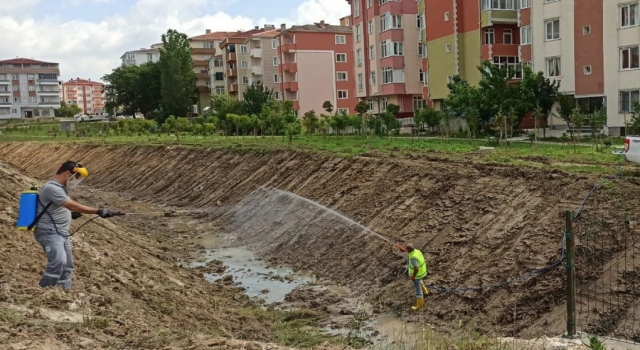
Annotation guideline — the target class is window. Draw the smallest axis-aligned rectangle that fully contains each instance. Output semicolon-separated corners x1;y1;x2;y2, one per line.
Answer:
213;58;224;67
481;0;517;10
382;67;405;84
419;69;425;83
27;74;34;80
447;76;453;84
367;0;372;8
203;42;214;49
274;92;281;100
620;3;639;28
356;49;363;66
336;53;347;62
357;73;363;91
370;45;375;59
380;12;402;31
11;74;18;80
367;98;373;111
381;98;388;111
620;90;640;112
28;85;35;91
215;72;224;81
11;108;17;114
338;108;349;115
521;26;532;44
272;39;279;49
484;28;495;44
13;97;19;102
147;53;153;62
240;46;247;53
492;56;523;78
242;76;249;84
544;0;559;2
371;71;376;85
417;14;423;28
381;40;403;57
215;86;225;95
29;97;36;103
503;29;513;44
520;0;530;8
274;74;282;83
13;85;19;91
444;12;450;21
39;74;57;80
546;57;561;77
356;24;362;42
620;46;640;70
584;66;592;75
241;61;249;69
338;90;348;99
273;57;280;66
545;19;560;40
418;42;425;56
335;35;346;44
445;44;451;53
380;0;390;5
423;72;429;86
354;0;360;17
583;25;591;35
337;72;348;81
368;20;374;34
413;96;427;111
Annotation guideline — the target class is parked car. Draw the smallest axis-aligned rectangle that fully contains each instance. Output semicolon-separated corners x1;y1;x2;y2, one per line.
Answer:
623;136;640;164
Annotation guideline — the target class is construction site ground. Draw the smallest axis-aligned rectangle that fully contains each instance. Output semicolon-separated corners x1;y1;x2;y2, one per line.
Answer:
1;142;640;349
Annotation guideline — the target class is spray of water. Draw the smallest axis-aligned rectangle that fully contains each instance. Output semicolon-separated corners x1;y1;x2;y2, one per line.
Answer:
225;186;392;248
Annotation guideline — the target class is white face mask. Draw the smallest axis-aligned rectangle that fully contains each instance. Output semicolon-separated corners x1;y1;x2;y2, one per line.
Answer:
66;173;84;189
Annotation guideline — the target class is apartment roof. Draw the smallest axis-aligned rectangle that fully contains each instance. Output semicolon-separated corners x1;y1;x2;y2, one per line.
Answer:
119;48;160;59
219;29;266;48
190;31;238;41
63;78;104;86
280;21;351;34
251;29;280;38
0;58;57;65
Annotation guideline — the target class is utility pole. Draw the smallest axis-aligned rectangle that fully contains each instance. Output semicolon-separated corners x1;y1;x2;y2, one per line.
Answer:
564;210;577;338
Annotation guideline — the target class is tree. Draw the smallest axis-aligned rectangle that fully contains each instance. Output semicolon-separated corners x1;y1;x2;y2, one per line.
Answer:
303;110;320;135
626;103;640;135
136;62;162;117
355;100;370;137
555;92;576;129
55;101;82;118
571;107;586;150
380;111;400;138
589;109;607;151
386;103;400;115
211;93;241;135
103;64;157;116
242;81;274;116
518;66;560;138
322;101;333;114
466;108;479;141
424;107;442;133
348;114;363;134
158;29;197;122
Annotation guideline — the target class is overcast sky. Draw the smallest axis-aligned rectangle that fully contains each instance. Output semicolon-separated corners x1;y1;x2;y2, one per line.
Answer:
0;0;350;82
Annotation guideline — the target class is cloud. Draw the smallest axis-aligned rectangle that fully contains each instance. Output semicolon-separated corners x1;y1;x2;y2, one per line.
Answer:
0;0;350;82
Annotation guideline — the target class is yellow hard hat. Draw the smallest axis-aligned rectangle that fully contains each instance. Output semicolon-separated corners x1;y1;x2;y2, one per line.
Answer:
74;166;89;178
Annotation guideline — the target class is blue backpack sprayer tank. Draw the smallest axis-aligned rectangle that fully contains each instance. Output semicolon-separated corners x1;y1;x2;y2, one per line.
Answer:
16;186;51;231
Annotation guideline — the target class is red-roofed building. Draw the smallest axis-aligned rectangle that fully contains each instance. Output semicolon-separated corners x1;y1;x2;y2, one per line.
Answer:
0;58;60;120
61;78;105;115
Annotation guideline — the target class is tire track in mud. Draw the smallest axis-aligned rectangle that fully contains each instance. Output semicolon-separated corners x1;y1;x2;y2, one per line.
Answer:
0;142;638;338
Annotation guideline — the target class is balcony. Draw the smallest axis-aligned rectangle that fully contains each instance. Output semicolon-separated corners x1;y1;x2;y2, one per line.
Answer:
192;48;216;55
37;79;58;85
250;66;263;75
197;86;211;92
284;82;298;91
481;44;519;60
197;72;209;79
0;89;10;95
0;100;11;105
481;9;517;28
193;60;208;67
229;84;238;93
282;43;296;53
292;100;299;111
283;62;297;73
39;99;60;106
250;48;262;58
227;52;237;62
38;89;60;95
227;68;238;77
124;59;136;65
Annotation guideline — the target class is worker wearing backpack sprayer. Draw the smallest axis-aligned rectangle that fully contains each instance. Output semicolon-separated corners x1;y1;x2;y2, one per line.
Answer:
18;161;124;290
394;243;429;310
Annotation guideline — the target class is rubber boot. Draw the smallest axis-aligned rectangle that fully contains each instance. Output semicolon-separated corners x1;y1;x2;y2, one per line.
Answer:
421;283;429;296
411;297;424;311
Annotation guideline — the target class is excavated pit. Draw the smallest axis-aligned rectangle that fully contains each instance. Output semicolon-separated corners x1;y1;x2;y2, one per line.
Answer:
2;142;640;344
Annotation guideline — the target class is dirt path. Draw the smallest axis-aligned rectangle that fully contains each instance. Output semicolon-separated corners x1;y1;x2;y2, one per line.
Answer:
1;142;640;342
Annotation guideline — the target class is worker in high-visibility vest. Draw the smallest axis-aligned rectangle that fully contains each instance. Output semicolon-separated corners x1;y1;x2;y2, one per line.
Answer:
395;243;428;310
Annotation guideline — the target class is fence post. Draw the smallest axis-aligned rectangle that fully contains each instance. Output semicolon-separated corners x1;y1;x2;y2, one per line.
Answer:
565;210;577;338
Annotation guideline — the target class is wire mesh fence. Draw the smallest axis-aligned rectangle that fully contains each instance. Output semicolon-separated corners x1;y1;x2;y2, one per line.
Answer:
573;205;640;342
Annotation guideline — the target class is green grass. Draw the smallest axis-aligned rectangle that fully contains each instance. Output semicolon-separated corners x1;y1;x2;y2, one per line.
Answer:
0;131;632;175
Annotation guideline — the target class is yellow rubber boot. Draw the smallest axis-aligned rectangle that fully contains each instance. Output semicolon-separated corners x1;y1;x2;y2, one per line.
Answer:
421;284;429;296
411;297;424;311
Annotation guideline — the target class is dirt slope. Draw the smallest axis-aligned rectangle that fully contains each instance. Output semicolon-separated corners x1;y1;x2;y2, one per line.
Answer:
1;142;639;338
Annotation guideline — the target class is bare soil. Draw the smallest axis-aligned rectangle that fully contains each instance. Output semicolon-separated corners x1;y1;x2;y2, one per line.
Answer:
1;142;640;346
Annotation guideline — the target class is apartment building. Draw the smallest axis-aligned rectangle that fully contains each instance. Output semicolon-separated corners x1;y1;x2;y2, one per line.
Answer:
277;21;358;116
120;48;160;66
219;28;266;99
0;58;60;120
62;78;105;115
242;27;282;99
348;0;424;118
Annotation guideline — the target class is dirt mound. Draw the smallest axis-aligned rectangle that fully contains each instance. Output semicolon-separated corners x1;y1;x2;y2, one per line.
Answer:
1;142;639;339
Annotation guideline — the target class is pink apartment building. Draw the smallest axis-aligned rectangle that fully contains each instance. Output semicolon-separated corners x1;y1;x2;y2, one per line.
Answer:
277;21;358;116
62;78;105;115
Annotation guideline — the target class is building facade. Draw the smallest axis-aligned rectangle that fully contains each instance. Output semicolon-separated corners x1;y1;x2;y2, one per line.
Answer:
0;58;60;120
348;0;424;118
189;30;231;112
219;28;266;100
120;48;160;66
62;78;105;115
277;21;358;116
243;28;281;99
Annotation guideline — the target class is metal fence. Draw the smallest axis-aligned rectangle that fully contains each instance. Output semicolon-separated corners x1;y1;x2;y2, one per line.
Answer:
570;207;640;342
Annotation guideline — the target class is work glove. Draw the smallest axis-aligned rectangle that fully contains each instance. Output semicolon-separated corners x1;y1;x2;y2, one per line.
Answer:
394;244;407;253
71;212;82;220
97;208;117;218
